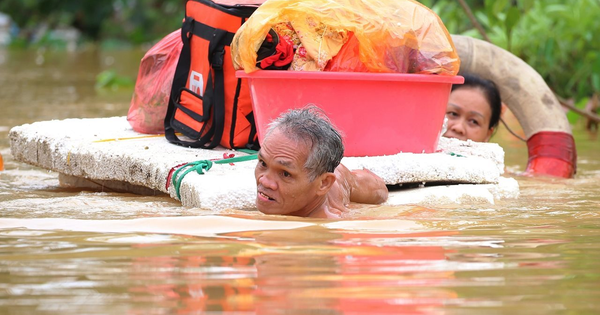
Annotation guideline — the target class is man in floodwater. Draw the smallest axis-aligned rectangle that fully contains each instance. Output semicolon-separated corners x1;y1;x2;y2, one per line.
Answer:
255;106;388;218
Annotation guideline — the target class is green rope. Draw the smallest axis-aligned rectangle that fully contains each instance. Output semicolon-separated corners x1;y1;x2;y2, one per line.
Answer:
448;152;465;157
171;151;258;200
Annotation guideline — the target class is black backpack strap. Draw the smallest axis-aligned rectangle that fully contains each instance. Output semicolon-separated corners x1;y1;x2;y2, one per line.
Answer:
165;17;198;147
245;111;260;151
199;27;230;149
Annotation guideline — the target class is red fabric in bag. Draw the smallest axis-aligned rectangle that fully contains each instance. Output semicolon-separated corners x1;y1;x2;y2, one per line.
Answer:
128;29;183;134
324;32;369;72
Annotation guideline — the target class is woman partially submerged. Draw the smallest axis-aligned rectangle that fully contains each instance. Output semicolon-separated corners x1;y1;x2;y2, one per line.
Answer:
444;73;502;142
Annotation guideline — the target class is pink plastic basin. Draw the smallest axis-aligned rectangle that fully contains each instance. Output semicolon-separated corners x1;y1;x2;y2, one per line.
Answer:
236;70;464;156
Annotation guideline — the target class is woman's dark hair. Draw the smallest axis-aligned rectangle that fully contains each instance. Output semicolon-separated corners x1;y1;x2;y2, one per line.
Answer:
452;73;502;130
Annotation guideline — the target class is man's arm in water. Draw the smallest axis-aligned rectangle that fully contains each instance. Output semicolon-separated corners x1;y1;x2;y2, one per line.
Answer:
337;164;388;204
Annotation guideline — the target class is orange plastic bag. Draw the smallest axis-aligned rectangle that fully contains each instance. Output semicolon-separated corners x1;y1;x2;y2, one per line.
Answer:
232;0;460;75
128;29;182;134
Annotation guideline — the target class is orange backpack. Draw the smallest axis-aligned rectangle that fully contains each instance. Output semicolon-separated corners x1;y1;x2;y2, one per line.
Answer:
165;0;260;149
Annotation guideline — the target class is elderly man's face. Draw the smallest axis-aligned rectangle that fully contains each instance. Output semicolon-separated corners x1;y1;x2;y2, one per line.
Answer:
255;128;324;216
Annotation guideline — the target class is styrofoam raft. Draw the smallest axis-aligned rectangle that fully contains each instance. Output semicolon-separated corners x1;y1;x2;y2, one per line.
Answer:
9;116;518;209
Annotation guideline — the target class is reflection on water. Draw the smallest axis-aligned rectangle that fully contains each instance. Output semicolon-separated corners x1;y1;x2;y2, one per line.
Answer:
2;222;598;314
1;49;600;314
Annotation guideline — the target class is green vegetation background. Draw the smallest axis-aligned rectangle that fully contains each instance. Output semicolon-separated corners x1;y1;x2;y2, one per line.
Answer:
1;0;599;109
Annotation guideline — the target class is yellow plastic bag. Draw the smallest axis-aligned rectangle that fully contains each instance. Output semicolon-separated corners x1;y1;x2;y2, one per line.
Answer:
231;0;460;75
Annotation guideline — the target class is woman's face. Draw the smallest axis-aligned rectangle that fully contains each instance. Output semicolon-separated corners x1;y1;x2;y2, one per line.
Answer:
443;87;494;142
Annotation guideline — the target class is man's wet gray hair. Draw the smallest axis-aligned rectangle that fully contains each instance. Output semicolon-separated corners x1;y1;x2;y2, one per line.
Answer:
265;106;344;181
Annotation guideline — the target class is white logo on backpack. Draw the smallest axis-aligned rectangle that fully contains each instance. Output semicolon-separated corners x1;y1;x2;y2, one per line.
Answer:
189;71;204;96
